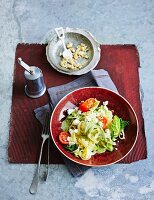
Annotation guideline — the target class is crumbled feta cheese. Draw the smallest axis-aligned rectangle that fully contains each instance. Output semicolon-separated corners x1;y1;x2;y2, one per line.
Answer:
72;119;80;125
104;129;111;138
103;101;108;106
69;128;78;134
69;129;74;134
67;108;74;115
67;136;75;146
78;110;82;114
85;116;92;122
74;129;78;133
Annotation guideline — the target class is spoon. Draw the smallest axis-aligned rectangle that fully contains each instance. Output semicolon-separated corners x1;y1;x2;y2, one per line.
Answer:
18;58;34;75
55;27;72;59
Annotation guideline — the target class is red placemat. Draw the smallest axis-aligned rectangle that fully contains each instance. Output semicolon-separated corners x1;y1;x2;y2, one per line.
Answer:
8;44;147;164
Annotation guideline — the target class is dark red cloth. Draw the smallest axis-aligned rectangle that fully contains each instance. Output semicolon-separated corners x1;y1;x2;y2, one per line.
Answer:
8;44;147;164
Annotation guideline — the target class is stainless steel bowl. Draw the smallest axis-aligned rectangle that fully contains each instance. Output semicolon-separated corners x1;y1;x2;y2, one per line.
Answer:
46;27;101;75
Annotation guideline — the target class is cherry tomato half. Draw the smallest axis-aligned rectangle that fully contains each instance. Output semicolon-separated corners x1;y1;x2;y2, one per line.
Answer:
79;98;96;112
59;132;70;145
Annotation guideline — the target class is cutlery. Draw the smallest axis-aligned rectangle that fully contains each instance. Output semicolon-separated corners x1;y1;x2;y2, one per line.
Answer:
43;102;54;181
29;112;50;194
42;109;51;181
42;133;50;182
42;103;54;181
55;27;72;59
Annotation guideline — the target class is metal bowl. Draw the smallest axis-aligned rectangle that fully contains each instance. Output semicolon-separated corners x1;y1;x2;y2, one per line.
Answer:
46;27;101;75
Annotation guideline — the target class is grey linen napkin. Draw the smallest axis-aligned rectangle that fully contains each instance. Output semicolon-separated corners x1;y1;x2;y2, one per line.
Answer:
34;69;118;177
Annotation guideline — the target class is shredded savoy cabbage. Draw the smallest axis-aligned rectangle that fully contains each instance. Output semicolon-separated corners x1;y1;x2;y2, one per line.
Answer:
61;99;129;160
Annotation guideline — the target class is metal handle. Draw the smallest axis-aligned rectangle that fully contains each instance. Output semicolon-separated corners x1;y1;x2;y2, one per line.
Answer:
18;58;34;75
29;138;46;194
55;27;67;50
42;136;50;181
55;27;64;39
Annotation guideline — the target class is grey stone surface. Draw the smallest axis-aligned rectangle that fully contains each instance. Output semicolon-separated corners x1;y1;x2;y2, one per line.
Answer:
0;0;154;199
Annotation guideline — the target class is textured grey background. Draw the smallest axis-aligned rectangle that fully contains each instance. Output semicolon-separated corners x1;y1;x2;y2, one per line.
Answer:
0;0;154;199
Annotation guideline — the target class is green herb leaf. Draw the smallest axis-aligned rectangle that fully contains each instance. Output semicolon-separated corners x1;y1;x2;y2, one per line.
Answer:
64;144;78;152
120;118;129;130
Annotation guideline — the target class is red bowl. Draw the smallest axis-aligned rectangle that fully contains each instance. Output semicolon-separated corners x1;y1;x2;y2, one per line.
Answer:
50;87;138;166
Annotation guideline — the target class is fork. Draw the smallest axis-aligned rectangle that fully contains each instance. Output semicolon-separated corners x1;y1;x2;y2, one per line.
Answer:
29;112;50;194
41;103;54;181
